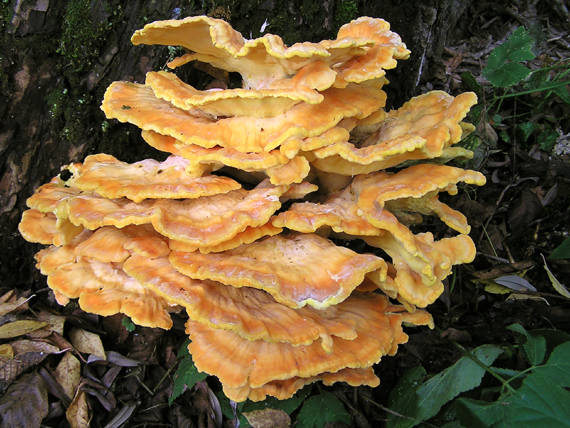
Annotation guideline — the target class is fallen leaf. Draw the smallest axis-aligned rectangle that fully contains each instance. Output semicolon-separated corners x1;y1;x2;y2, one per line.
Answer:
66;390;90;428
69;328;106;360
25;326;54;339
0;344;14;358
55;352;82;400
39;367;72;407
484;283;512;295
494;275;537;292
0;320;48;339
11;339;60;356
508;189;543;239
244;408;291;428
0;296;32;317
0;352;51;392
107;351;139;367
506;293;549;304
0;290;14;304
101;402;137;428
472;260;535;280
0;372;49;428
37;312;66;336
542;254;570;298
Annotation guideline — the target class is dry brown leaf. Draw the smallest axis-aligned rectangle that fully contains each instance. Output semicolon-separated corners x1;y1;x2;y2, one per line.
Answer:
0;344;13;358
243;408;291;428
66;390;90;428
37;312;66;336
0;352;51;392
55;352;82;400
0;372;49;428
0;290;14;303
0;296;31;317
0;320;48;339
69;328;106;360
10;339;60;356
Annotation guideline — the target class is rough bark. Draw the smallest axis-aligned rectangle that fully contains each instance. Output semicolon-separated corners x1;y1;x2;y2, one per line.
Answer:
0;0;471;288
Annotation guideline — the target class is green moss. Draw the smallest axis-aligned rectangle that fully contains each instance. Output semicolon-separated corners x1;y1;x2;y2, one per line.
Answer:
0;0;11;30
334;0;359;29
58;0;119;74
45;88;68;120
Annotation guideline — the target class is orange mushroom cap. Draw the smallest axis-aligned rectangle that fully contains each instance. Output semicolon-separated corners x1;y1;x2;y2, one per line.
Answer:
124;255;404;350
130;16;406;90
185;294;432;391
364;232;476;307
168;222;283;254
170;233;386;309
35;242;173;329
145;69;327;118
33;178;288;247
224;367;379;402
311;91;477;175
64;153;241;202
356;164;485;249
19;209;82;246
101;82;385;153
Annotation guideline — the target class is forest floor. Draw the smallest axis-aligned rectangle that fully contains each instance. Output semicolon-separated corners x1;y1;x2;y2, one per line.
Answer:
0;2;569;427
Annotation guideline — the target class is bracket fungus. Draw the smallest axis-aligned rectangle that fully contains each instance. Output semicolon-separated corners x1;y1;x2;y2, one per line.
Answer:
19;15;485;402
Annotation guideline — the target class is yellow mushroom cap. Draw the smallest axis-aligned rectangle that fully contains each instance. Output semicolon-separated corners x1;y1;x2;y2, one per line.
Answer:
170;233;386;309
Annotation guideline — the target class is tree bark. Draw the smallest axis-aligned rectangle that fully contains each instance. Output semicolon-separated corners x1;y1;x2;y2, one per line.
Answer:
0;0;471;288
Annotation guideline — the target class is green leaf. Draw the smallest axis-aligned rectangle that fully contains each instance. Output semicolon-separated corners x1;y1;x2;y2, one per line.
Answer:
121;317;135;332
387;345;503;428
518;122;535;142
484;62;532;88
542;254;570;299
502;27;536;62
169;355;208;405
176;338;191;359
242;386;311;415
492;114;503;125
455;397;507;428
457;341;570;428
550;237;570;259
529;341;570;385
530;329;570;351
216;390;245;421
296;391;351;428
483;27;536;88
538;127;558;152
554;84;570;104
486;27;535;70
507;323;547;365
461;71;483;96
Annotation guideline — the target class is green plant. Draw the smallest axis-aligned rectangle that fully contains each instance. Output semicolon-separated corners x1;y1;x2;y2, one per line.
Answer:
550;237;570;260
169;342;352;427
169;339;208;405
121;316;135;332
384;325;570;427
459;26;569;158
216;386;351;428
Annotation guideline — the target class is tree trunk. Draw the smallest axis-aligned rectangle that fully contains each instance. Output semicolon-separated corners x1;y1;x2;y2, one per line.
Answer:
0;0;471;288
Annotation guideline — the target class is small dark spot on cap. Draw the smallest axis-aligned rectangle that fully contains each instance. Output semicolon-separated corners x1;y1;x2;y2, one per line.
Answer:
121;105;132;110
60;169;73;181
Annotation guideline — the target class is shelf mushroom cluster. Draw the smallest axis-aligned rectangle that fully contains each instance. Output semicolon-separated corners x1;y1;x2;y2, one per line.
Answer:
19;16;486;402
